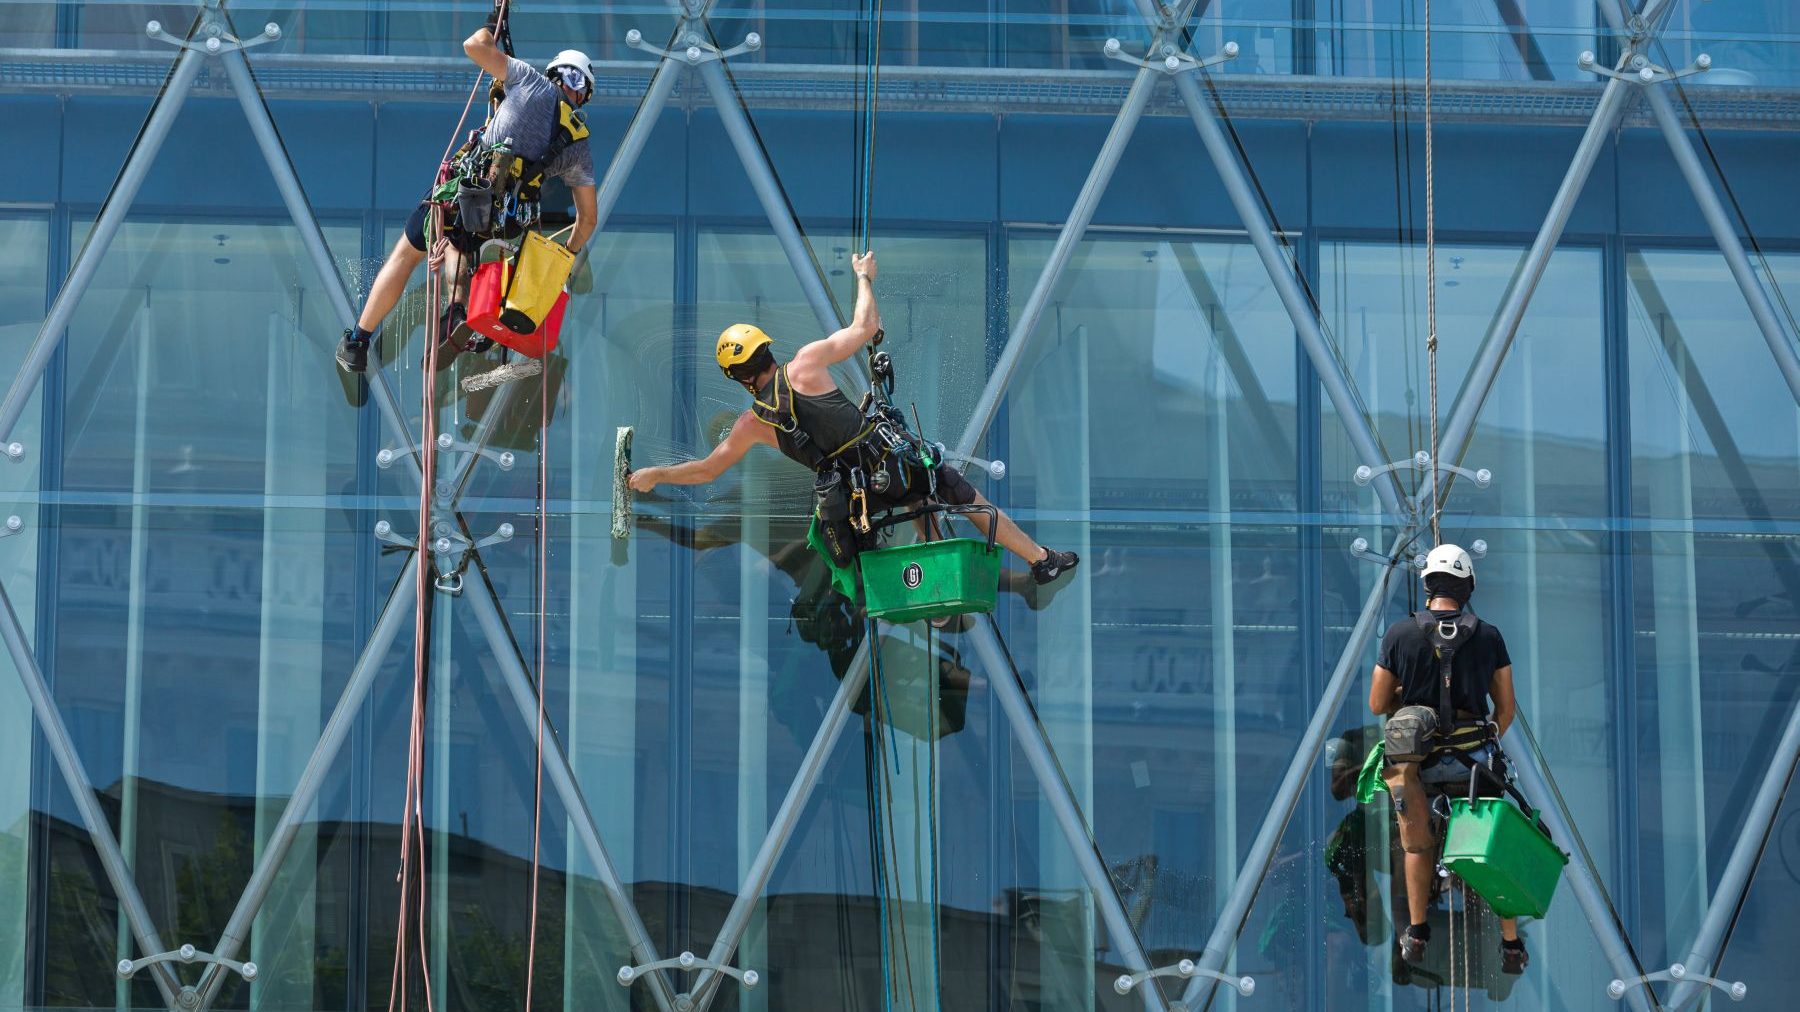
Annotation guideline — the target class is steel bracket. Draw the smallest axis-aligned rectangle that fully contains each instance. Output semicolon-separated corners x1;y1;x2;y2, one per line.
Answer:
118;943;258;1008
0;515;21;541
1355;450;1492;493
377;434;515;484
1609;963;1745;1003
619;951;760;1010
1104;38;1238;75
1114;958;1254;1002
932;444;1007;480
626;25;761;66
146;16;281;56
1347;535;1486;570
1;441;21;463
1578;48;1711;85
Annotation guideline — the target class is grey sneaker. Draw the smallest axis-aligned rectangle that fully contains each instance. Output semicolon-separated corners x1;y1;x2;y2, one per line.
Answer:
461;356;543;393
1029;548;1080;586
1399;925;1428;965
1500;940;1528;975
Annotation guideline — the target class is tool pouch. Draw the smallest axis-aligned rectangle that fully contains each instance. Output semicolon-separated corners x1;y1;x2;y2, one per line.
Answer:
1384;760;1434;853
1383;704;1441;763
813;471;861;570
456;181;495;236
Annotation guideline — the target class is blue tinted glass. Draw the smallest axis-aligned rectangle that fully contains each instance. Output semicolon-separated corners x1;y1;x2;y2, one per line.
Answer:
5;0;1800;1009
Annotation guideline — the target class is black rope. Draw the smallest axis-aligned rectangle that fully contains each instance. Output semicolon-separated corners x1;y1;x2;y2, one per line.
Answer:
1654;37;1800;344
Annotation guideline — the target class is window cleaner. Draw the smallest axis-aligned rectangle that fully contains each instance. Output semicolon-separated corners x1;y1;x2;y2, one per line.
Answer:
334;0;599;395
621;253;1079;615
1363;544;1560;977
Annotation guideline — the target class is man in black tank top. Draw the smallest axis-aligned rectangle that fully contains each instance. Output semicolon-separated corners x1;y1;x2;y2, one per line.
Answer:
629;250;1079;587
1368;543;1528;976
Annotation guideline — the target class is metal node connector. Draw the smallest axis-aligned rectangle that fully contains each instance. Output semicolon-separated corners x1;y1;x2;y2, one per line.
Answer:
3;441;22;461
1579;48;1712;85
373;519;415;550
1113;958;1254;1000
117;944;257;984
618;951;759;1008
1348;536;1424;571
627;27;761;65
1610;964;1745;1003
936;445;1007;480
1355;451;1491;493
0;516;22;540
147;15;282;54
1104;38;1237;75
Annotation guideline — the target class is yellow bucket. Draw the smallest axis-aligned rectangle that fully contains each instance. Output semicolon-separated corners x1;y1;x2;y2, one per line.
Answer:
500;231;574;335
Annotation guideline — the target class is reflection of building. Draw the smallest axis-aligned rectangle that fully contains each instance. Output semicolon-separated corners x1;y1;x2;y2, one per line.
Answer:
34;778;1198;1010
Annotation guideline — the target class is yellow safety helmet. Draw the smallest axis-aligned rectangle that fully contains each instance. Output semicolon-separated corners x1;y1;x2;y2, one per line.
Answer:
715;323;773;378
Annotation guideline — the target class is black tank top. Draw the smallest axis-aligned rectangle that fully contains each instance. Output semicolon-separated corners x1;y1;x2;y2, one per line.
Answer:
753;366;872;470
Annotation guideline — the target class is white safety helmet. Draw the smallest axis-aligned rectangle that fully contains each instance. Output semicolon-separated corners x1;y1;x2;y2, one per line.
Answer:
545;49;595;100
1422;543;1475;584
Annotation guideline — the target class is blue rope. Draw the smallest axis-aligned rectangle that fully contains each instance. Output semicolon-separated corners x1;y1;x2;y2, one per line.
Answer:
866;619;896;1012
853;0;883;253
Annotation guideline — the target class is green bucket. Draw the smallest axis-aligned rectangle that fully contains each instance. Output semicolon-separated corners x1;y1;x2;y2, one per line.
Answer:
860;537;1001;623
1442;797;1569;919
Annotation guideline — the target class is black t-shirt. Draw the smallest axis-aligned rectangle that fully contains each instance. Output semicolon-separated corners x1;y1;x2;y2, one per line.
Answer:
1376;609;1511;717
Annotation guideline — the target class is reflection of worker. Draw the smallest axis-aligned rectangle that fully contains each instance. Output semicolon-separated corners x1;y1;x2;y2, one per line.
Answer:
628;251;1079;586
1368;544;1527;975
335;2;598;375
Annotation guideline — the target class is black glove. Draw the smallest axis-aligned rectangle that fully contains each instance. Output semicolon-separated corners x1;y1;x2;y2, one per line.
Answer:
481;0;509;35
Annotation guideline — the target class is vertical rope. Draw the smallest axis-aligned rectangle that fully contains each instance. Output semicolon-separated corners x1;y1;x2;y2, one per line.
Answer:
524;341;549;1008
854;0;884;255
1423;0;1439;546
392;214;449;1012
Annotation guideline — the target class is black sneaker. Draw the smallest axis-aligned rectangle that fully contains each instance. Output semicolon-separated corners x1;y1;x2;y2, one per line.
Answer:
1500;940;1528;975
1030;548;1079;586
335;329;368;373
1398;925;1428;965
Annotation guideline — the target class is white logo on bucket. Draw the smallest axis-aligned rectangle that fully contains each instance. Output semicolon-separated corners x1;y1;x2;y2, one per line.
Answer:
902;562;923;589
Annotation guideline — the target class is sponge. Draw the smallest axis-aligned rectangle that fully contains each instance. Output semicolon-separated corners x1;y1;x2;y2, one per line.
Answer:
611;426;634;540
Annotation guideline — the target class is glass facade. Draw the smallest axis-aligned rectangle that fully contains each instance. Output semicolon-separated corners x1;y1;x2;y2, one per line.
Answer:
2;1;1799;1010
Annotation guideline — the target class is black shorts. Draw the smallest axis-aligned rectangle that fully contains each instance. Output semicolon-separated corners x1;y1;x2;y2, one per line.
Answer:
869;460;979;514
404;201;482;255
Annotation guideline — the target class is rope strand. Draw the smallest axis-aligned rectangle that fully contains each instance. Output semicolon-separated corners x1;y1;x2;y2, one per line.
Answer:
523;272;552;1011
1423;0;1439;546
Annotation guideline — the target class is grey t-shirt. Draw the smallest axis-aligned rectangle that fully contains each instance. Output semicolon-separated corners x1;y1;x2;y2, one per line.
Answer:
487;56;595;188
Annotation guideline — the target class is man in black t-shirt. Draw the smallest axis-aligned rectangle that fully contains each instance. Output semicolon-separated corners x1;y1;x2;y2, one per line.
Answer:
1368;543;1528;975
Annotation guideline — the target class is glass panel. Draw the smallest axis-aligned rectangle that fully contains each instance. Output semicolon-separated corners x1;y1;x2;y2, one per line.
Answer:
993;233;1298;1008
1626;248;1800;972
1320;242;1608;519
1317;0;1598;80
0;216;49;1011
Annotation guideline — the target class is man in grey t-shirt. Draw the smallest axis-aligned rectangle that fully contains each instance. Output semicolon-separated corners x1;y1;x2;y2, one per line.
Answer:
336;13;599;374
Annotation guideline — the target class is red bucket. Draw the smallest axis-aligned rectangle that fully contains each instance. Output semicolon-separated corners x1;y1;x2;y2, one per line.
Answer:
466;260;566;358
